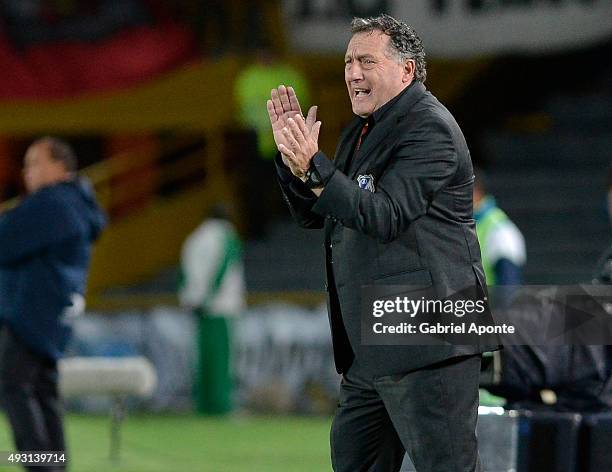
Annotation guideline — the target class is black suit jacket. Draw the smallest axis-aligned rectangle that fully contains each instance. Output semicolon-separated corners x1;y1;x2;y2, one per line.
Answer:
276;82;496;376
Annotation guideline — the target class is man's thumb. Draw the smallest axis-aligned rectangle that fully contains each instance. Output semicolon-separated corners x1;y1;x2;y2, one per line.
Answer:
306;106;318;128
313;121;322;141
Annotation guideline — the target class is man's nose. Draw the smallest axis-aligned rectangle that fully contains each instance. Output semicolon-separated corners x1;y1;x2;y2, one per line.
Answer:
347;63;363;81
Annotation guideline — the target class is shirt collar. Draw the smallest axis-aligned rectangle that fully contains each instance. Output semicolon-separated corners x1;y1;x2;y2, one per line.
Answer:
367;81;416;127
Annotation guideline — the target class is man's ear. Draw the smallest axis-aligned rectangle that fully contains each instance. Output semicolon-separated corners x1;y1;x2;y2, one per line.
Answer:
403;60;415;83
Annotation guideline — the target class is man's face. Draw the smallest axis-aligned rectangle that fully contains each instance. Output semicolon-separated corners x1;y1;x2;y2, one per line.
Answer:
23;142;69;194
344;31;413;118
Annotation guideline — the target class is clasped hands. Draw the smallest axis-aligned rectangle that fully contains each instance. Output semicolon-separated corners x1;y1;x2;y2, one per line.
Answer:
267;85;321;181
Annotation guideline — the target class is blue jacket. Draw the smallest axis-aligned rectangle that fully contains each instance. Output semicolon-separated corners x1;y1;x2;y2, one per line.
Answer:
0;178;106;360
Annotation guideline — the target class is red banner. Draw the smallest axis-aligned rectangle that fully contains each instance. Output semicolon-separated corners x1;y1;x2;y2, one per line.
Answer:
0;22;195;100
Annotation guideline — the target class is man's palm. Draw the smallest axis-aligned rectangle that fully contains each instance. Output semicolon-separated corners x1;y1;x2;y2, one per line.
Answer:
268;85;317;150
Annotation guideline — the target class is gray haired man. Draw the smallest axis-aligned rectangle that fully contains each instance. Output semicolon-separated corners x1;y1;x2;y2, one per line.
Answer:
269;14;492;471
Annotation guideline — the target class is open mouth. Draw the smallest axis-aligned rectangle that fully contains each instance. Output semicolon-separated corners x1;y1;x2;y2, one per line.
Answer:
354;88;371;99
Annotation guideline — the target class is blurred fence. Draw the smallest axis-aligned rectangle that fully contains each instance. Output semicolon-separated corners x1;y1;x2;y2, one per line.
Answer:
65;303;339;414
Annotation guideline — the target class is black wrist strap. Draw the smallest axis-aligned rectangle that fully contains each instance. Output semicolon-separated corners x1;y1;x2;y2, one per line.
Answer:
304;163;324;189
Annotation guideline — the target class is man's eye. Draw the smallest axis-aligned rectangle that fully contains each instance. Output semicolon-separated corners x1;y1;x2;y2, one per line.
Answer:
363;59;374;64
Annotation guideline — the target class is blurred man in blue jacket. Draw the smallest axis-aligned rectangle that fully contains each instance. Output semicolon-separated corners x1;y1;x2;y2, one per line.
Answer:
0;137;106;470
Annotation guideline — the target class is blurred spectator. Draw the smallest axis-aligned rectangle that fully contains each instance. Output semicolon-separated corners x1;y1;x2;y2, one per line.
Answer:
0;137;106;469
234;48;310;236
474;167;526;287
178;203;245;414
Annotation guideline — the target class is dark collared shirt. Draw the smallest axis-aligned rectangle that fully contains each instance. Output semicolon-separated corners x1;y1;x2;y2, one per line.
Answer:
346;81;416;170
358;80;416;144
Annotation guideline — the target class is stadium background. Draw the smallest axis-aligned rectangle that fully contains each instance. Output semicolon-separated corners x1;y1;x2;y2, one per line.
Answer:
0;0;611;471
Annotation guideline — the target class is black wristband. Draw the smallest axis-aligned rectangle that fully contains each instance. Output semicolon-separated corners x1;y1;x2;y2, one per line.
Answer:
304;164;324;189
310;151;336;185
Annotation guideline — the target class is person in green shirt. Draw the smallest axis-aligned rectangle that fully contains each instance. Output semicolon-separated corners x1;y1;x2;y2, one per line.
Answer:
474;168;526;288
178;204;245;414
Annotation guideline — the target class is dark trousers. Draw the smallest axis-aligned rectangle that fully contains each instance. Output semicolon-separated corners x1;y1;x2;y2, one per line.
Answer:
0;326;66;472
331;354;483;472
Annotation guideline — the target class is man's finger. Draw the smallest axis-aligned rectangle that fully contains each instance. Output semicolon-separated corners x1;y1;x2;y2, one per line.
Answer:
287;118;307;146
287;87;303;115
312;121;322;143
278;85;292;113
270;88;284;117
278;144;296;161
267;100;278;124
294;114;308;136
306;106;318;129
283;126;301;150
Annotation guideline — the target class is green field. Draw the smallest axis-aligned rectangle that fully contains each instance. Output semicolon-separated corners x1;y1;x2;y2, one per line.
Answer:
0;413;333;471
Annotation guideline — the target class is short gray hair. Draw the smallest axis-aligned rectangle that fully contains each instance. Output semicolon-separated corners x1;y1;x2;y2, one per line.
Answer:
351;13;427;83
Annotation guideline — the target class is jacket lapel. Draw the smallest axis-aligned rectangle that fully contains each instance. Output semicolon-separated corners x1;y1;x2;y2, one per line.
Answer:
332;117;362;173
349;82;427;179
349;117;394;179
324;118;361;233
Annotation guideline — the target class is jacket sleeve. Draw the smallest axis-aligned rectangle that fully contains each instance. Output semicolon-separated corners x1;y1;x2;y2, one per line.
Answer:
0;191;80;264
275;153;325;229
311;117;458;243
